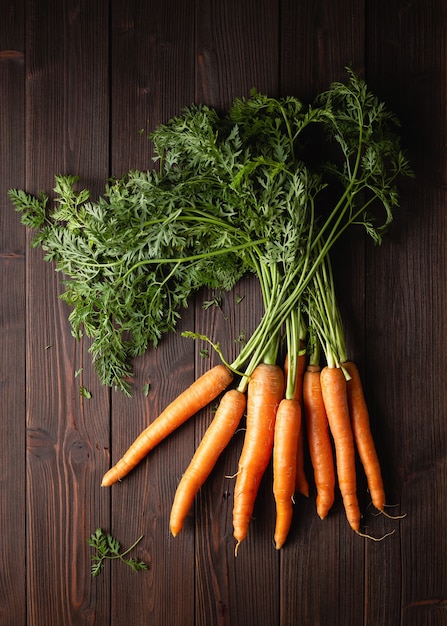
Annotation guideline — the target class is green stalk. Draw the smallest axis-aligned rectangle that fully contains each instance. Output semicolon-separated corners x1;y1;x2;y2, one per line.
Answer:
284;307;303;400
112;237;268;285
304;244;348;371
229;186;373;383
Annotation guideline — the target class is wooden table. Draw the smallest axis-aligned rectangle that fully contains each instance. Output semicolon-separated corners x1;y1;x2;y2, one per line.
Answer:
1;1;445;624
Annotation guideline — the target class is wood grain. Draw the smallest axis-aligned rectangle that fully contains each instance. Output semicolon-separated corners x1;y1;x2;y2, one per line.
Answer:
366;2;447;625
0;2;26;624
108;2;196;625
195;0;279;108
24;1;111;624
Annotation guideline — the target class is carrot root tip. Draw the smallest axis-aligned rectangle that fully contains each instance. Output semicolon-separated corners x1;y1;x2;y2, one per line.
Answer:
355;528;396;542
377;508;407;521
234;540;241;557
367;500;407;520
225;470;240;479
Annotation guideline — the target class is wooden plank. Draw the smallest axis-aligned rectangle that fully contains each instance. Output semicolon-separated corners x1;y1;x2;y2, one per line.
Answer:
194;2;281;624
278;2;367;624
108;2;197;625
24;1;111;624
195;0;279;109
194;280;277;626
279;0;365;100
366;1;447;625
0;3;26;625
0;263;26;626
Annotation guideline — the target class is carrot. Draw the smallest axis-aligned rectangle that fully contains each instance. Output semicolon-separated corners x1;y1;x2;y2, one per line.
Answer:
295;425;309;497
284;351;309;497
232;363;284;551
272;398;301;549
320;365;360;531
303;365;335;519
344;361;386;512
101;364;233;487
170;389;246;537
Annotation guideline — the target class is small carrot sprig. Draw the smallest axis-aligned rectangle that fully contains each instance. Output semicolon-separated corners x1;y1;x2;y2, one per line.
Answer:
87;528;147;577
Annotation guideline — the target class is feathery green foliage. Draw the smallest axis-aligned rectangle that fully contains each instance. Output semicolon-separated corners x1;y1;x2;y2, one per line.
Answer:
9;70;412;394
87;528;147;577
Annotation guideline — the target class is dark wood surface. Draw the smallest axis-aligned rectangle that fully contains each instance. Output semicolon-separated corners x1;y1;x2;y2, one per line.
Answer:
1;1;445;624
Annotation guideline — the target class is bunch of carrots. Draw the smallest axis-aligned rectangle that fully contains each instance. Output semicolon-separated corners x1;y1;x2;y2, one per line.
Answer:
11;71;411;551
100;259;400;551
100;73;410;550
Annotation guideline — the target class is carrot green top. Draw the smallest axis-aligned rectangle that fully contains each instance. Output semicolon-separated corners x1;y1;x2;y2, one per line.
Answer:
9;69;412;395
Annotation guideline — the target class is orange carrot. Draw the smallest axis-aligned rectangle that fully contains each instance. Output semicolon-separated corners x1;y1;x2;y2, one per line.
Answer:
294;350;307;400
344;361;386;512
170;389;246;537
284;351;309;497
303;365;335;519
101;364;233;487
272;398;301;549
295;424;309;497
320;365;360;531
233;363;284;551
